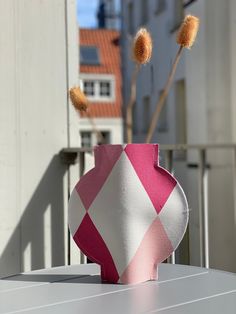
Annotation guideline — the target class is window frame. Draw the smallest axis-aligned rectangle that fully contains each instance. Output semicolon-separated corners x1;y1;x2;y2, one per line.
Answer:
99;81;112;97
80;131;92;148
83;81;95;97
79;73;115;102
80;130;111;147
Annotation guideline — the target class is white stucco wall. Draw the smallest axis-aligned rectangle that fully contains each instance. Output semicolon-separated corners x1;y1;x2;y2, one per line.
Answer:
0;0;79;276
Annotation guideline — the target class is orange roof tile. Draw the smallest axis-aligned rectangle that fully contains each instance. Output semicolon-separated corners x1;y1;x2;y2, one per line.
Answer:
79;28;122;118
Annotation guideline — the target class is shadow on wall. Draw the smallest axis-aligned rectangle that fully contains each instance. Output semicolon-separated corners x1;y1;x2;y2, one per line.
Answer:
0;154;67;277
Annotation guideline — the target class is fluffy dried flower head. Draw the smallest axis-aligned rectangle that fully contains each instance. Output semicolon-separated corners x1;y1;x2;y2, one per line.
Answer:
69;87;88;112
176;15;199;48
133;28;152;64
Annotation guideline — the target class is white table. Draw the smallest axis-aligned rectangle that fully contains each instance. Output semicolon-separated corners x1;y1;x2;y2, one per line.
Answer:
0;263;236;313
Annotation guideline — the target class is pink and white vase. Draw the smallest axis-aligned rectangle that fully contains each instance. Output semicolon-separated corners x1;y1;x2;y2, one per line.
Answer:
68;144;188;284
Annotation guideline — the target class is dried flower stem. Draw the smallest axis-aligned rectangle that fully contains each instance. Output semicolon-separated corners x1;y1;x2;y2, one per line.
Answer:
126;27;152;143
145;46;183;143
126;64;140;143
69;86;104;144
86;110;104;144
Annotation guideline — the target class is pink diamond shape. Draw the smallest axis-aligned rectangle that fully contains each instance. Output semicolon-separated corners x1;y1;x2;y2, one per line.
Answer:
124;144;176;213
73;213;119;283
76;145;123;210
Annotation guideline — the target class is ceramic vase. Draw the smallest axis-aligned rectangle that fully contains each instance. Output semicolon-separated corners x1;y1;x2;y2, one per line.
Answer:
68;144;188;284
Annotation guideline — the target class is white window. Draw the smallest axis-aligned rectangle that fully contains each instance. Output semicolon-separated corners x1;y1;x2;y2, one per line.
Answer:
81;131;92;148
80;131;110;148
80;74;115;102
99;81;111;97
83;81;95;96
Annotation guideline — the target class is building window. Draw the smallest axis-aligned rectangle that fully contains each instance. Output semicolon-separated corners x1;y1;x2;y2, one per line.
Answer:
81;130;110;147
157;91;168;132
99;81;111;97
150;65;154;94
156;0;166;15
80;75;115;102
98;131;110;145
175;79;186;143
133;102;138;134
80;46;100;65
143;96;150;133
141;0;149;25
81;131;92;148
128;2;134;34
170;0;184;32
83;81;95;96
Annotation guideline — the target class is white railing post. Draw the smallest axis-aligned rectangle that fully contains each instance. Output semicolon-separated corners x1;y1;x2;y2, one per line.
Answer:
164;149;176;264
233;147;236;244
198;149;209;268
79;152;87;264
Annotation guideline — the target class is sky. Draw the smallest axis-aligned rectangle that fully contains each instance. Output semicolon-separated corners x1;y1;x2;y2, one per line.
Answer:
77;0;120;28
76;0;98;28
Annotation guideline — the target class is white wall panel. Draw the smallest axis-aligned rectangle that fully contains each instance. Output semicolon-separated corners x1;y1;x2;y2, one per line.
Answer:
0;0;79;276
0;0;21;276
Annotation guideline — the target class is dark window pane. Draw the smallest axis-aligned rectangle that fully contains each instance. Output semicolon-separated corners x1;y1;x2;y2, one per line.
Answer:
157;90;168;132
81;131;92;148
156;0;166;14
171;0;184;31
83;81;95;96
99;81;111;97
141;0;149;25
143;96;150;133
128;2;134;34
97;131;110;145
80;46;100;65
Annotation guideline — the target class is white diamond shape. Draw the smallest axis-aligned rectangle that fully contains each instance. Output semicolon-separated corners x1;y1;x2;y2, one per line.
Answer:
68;189;86;236
88;151;157;276
158;182;188;250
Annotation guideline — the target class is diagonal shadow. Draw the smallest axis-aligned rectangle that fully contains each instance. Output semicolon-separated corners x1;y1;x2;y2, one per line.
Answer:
0;154;67;277
2;274;104;284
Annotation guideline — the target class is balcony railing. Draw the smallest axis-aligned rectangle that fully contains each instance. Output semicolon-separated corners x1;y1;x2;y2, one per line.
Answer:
61;143;236;269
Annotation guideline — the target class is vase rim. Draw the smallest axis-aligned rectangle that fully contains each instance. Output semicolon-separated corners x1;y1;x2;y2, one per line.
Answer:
95;143;159;148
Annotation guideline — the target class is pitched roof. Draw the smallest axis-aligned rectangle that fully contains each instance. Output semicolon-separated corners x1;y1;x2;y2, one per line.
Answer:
79;28;122;118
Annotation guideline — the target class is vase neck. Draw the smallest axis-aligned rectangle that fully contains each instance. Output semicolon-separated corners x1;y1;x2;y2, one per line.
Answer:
94;144;159;168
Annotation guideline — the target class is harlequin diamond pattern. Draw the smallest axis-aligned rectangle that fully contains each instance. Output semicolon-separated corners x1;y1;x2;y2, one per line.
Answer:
88;151;158;277
68;144;188;284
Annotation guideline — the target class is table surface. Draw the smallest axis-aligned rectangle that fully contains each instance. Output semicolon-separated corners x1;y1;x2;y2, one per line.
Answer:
0;263;236;314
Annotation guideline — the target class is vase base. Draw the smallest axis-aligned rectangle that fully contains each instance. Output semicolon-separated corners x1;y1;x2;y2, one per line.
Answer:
101;266;158;285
